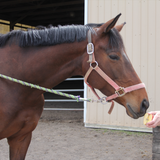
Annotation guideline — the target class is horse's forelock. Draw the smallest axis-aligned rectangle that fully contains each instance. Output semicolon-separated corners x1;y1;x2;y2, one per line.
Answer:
107;28;125;53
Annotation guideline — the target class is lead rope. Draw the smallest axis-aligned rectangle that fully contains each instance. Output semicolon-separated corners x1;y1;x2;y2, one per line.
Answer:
0;74;92;102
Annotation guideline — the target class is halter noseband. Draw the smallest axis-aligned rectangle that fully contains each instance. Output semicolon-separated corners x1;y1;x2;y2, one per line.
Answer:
84;30;145;114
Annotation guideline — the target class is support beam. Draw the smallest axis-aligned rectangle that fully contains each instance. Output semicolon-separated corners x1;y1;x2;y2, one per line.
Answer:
0;0;84;13
10;21;14;31
11;6;83;17
0;0;84;29
0;0;39;7
11;0;45;28
25;12;83;21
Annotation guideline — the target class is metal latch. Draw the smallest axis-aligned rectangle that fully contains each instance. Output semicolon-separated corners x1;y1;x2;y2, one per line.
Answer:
87;43;94;54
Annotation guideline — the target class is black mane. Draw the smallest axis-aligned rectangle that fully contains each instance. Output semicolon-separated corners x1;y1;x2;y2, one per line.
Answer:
0;23;124;51
0;25;92;47
86;23;104;28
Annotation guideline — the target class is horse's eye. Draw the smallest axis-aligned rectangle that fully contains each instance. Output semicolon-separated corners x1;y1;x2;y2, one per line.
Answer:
108;54;119;60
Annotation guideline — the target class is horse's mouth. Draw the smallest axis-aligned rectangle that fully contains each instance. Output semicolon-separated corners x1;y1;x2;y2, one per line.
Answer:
126;104;139;119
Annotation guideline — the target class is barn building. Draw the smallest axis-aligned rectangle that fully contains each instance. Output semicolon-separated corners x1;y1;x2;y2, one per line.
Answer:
0;0;85;120
85;0;160;132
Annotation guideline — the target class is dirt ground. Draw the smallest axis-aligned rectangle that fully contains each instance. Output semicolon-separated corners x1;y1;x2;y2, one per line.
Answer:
0;118;152;160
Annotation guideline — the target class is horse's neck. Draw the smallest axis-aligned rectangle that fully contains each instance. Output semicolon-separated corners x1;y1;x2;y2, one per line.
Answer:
22;41;87;89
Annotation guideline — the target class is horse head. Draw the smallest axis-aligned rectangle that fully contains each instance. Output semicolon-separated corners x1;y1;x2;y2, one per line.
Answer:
83;14;149;119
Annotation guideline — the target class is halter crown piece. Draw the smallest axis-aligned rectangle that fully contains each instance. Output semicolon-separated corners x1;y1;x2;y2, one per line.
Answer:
84;30;146;114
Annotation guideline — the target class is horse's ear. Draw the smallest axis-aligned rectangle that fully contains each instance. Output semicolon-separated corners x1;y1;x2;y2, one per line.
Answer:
98;13;121;34
114;22;126;32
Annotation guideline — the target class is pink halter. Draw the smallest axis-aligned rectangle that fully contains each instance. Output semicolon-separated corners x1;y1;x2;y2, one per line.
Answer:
84;30;145;114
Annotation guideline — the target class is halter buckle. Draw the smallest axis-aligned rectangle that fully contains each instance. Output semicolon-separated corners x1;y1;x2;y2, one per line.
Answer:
87;43;94;54
115;87;125;97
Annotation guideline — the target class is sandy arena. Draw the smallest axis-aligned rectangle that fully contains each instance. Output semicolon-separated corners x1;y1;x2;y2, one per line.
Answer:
0;117;152;160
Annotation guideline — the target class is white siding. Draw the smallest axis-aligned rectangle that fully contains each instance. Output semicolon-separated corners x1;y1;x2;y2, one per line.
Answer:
85;0;160;132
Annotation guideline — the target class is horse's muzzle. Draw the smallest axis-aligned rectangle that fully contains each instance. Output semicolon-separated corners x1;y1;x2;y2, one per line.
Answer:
140;99;149;115
127;99;149;119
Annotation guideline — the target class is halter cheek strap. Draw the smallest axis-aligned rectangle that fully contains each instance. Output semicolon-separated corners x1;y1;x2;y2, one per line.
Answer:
84;30;145;114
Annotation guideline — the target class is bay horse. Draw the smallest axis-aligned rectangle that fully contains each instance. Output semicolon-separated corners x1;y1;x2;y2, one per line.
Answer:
0;13;149;160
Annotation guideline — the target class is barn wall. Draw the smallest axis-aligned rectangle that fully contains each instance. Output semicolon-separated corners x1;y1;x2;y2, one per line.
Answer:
0;20;9;33
0;20;34;33
85;0;160;132
14;23;34;30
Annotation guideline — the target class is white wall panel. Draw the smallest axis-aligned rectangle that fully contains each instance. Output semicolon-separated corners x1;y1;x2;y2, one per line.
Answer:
85;0;160;132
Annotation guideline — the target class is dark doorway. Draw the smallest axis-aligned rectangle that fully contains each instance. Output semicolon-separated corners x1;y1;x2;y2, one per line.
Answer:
0;0;85;116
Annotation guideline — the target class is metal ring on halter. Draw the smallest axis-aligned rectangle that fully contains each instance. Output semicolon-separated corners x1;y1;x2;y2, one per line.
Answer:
90;61;98;68
100;97;108;104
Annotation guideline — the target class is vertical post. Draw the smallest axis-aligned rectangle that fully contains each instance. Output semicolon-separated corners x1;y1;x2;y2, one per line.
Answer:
10;22;14;31
83;0;88;123
152;126;160;159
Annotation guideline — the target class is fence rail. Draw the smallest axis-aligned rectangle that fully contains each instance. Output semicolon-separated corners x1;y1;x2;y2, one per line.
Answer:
44;77;84;111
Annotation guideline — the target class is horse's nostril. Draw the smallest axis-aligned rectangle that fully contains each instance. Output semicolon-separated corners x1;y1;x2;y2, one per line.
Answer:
141;99;149;112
